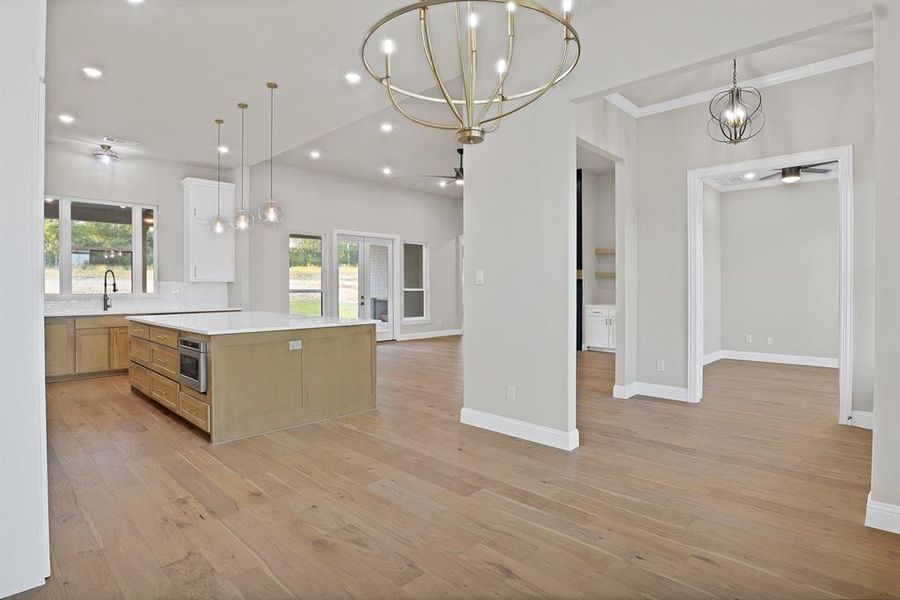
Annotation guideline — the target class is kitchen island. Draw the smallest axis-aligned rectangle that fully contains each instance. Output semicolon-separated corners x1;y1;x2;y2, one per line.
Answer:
126;311;377;444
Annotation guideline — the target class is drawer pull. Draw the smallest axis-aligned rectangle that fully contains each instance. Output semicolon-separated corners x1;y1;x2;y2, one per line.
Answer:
156;358;168;364
153;388;168;396
155;334;166;339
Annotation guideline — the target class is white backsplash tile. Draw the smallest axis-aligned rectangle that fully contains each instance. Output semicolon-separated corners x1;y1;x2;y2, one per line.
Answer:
44;281;232;316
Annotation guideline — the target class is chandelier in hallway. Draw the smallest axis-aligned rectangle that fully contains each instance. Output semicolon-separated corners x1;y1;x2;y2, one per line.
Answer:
707;59;765;145
361;0;581;145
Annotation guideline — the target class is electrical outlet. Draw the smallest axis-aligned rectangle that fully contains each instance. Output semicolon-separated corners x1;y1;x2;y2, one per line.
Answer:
767;336;774;345
506;384;516;401
745;334;753;343
656;359;665;372
475;269;485;285
289;340;302;351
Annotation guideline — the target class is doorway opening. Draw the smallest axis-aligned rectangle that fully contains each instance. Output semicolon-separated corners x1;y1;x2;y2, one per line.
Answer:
334;232;398;342
687;146;854;425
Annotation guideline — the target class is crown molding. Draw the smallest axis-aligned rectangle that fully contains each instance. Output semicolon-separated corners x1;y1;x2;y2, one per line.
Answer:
607;48;874;119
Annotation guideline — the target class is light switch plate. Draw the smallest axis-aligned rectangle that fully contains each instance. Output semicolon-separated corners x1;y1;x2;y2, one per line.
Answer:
475;269;485;285
289;340;302;351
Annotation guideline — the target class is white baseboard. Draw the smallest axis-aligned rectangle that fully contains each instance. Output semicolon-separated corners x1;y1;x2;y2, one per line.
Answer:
396;329;463;341
707;350;838;369
459;407;579;451
703;350;723;365
613;382;692;403
850;410;873;430
865;492;900;534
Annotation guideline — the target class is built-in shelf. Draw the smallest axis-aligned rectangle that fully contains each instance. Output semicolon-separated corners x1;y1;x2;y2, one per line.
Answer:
595;271;616;278
594;248;616;255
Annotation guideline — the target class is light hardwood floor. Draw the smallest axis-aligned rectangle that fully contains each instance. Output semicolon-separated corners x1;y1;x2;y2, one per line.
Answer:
16;337;900;599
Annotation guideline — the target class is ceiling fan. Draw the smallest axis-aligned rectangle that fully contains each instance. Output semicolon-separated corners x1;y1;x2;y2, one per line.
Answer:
759;160;837;183
423;148;464;188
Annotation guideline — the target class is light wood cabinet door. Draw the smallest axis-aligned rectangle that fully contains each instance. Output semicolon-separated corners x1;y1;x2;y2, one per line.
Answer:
45;319;75;377
112;327;130;370
75;329;111;374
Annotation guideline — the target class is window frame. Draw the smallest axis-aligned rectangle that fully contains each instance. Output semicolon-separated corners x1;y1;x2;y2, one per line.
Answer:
288;231;328;317
401;241;430;323
44;195;159;298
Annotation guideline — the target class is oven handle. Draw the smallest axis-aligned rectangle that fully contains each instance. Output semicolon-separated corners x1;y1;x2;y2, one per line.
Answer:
179;347;204;360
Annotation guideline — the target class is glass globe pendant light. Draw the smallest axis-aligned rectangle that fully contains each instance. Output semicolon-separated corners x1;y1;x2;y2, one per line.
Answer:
210;118;233;235
258;82;285;225
232;102;255;231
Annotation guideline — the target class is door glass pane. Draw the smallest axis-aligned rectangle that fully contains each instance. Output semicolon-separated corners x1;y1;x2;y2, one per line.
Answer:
403;243;424;288
338;240;361;318
404;290;425;319
368;244;390;332
44;199;60;294
71;202;133;294
142;208;155;293
290;292;323;317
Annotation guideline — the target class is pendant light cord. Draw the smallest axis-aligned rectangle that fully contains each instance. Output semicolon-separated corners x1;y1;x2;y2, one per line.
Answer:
269;85;274;199
216;120;221;214
240;106;245;210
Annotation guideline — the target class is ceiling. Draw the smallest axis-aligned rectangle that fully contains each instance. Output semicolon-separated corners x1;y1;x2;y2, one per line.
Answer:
706;161;838;193
46;0;422;168
617;20;872;109
276;99;465;198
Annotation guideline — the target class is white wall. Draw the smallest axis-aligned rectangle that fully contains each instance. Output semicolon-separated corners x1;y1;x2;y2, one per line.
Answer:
0;1;51;595
634;63;875;411
703;184;722;355
245;162;462;336
463;93;578;445
720;180;839;358
871;0;900;522
581;170;615;306
45;140;222;283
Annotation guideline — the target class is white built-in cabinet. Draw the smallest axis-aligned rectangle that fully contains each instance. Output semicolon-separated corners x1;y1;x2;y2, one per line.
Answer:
584;304;616;351
183;177;235;282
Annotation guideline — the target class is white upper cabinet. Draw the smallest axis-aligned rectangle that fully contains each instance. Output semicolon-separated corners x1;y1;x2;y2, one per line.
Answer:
183;177;235;282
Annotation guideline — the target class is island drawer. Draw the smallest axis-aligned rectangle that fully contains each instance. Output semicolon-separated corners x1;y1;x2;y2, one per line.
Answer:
150;372;179;411
178;391;210;432
129;323;150;340
129;362;151;394
150;344;179;380
129;336;150;366
148;326;179;349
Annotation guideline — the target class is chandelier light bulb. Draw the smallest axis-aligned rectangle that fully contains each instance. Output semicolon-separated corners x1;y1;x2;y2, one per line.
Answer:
380;122;393;133
439;181;447;187
562;0;573;13
506;1;516;11
382;39;395;55
309;150;321;159
345;72;361;84
233;209;254;231
468;12;479;28
217;145;229;154
455;179;464;186
496;59;507;75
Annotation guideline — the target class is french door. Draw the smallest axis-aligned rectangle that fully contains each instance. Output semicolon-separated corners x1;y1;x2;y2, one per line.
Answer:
336;234;394;341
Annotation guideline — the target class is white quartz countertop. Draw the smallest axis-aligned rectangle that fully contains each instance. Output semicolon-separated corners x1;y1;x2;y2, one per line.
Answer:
45;307;241;318
127;311;377;336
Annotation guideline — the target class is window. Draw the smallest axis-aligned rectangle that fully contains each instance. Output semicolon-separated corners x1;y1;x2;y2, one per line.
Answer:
402;242;428;320
289;234;324;316
43;197;157;296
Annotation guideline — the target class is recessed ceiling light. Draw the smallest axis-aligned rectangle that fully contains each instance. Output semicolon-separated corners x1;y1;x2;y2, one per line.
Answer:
309;150;321;159
58;114;74;124
82;66;103;79
345;72;361;84
45;197;55;203
127;0;145;3
381;167;392;176
217;145;229;154
380;122;393;133
119;205;127;209
743;172;756;180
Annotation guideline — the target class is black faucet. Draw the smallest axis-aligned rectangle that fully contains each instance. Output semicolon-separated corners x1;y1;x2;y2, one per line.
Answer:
103;269;118;312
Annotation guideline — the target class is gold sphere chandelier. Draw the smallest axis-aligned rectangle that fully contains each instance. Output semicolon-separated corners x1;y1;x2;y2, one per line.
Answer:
361;0;581;145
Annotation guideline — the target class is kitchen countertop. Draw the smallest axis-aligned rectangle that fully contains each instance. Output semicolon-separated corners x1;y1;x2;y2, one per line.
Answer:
45;307;242;318
127;310;377;336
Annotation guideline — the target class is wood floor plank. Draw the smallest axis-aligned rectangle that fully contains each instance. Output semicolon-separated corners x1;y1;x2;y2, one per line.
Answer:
13;337;900;599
